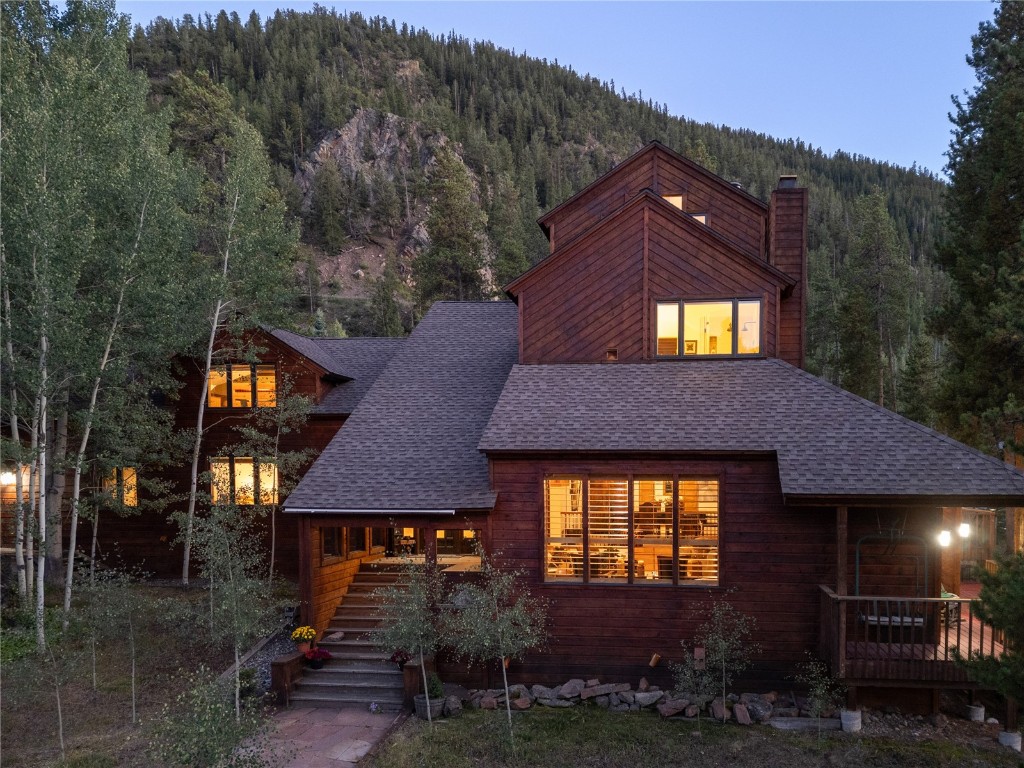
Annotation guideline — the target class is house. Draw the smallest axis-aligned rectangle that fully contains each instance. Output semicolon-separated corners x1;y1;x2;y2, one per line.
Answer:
282;142;1024;709
84;328;403;578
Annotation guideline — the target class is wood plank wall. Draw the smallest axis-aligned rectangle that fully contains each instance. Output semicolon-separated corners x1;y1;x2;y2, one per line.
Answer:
519;201;781;364
484;455;836;689
544;147;767;262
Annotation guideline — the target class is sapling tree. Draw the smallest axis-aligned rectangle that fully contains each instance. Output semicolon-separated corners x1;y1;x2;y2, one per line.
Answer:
691;595;760;723
372;560;448;725
445;546;548;742
191;499;278;720
794;652;845;740
671;645;716;735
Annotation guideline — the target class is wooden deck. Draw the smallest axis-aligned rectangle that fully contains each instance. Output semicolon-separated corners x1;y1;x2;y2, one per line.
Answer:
819;585;1004;687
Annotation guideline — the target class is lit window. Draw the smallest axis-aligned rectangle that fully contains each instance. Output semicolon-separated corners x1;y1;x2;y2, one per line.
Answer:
655;299;761;357
208;364;276;408
544;476;719;586
661;194;706;225
103;467;138;507
210;457;277;506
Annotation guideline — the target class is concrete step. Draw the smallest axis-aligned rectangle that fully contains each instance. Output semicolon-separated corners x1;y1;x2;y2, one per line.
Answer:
289;689;405;711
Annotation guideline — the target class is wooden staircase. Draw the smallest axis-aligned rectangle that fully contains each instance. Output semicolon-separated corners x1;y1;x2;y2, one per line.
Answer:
289;563;407;710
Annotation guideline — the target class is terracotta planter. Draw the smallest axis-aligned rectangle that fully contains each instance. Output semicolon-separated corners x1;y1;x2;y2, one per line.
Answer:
295;641;311;654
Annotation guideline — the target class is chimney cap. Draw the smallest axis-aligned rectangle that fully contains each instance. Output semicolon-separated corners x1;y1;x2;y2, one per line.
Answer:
778;175;798;189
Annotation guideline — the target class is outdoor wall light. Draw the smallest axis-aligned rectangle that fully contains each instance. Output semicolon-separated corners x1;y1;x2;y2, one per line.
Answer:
0;472;15;486
958;522;971;538
937;530;952;547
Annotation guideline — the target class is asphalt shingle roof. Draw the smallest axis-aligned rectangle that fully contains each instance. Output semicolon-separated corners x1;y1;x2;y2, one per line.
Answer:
312;338;405;415
478;359;1024;503
270;328;352;378
284;301;519;512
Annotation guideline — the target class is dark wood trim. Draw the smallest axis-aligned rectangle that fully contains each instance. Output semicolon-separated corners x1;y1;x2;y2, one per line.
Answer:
518;292;524;363
836;505;848;595
642;207;650;359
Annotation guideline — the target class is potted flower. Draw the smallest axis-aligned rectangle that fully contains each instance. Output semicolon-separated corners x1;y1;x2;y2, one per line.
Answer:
389;650;412;670
291;625;316;653
304;646;333;670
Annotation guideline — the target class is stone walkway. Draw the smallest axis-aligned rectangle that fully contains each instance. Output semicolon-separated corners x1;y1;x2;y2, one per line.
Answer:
267;705;405;767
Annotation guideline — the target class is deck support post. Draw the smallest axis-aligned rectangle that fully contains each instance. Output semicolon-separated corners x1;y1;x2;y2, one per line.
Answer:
1008;698;1018;732
298;516;313;626
846;685;857;711
836;506;848;595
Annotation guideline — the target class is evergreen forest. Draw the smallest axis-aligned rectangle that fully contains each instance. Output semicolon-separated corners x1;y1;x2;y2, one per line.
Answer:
126;6;951;418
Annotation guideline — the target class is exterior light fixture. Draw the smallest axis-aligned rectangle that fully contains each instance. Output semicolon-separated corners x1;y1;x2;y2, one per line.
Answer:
0;472;15;486
937;530;952;547
958;522;971;538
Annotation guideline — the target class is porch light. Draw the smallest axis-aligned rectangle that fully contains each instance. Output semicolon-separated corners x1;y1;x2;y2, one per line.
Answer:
958;522;971;538
0;472;15;486
937;530;952;547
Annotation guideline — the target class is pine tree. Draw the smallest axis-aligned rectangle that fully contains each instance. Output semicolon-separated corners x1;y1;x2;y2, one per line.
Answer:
310;158;348;252
936;1;1024;455
413;147;487;307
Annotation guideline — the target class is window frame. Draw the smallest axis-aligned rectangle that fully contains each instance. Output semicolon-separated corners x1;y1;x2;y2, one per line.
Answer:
208;363;277;409
654;296;763;359
542;473;721;587
209;456;278;506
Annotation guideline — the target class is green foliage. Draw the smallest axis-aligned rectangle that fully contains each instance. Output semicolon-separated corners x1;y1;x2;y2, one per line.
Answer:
955;552;1024;703
670;646;716;734
445;546;547;741
148;666;275;768
936;1;1024;453
310;158;349;252
691;596;760;722
426;671;444;700
369;264;406;336
794;652;845;740
414;146;488;307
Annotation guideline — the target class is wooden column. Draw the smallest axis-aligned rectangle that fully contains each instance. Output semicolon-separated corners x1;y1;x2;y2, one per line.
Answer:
836;506;848;595
298;516;313;626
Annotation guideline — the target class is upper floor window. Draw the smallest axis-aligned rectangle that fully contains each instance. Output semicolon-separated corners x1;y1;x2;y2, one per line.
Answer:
208;364;276;409
103;467;138;507
661;194;706;225
210;457;278;506
656;299;761;357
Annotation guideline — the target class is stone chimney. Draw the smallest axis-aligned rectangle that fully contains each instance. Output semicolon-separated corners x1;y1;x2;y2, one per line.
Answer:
769;176;808;369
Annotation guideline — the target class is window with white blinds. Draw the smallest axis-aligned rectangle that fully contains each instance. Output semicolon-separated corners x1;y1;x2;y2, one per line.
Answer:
544;476;719;586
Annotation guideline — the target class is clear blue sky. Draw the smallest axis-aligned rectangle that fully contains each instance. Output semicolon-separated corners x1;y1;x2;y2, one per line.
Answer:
118;0;994;177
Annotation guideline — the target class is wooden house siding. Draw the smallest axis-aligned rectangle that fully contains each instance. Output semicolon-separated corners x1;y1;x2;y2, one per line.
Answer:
520;207;646;364
517;198;784;364
485;455;836;688
541;145;768;262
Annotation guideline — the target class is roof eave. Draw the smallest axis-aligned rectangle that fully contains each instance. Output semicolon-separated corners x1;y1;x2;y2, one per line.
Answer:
783;493;1024;508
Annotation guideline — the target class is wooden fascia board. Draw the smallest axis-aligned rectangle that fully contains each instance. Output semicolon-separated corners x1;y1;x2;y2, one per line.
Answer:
262;328;353;383
783;493;1024;508
480;448;779;461
509;190;793;297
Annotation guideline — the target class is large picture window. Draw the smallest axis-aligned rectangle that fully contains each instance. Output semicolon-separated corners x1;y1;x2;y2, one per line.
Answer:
544;476;719;586
656;299;761;358
103;467;138;507
208;364;276;408
210;457;278;505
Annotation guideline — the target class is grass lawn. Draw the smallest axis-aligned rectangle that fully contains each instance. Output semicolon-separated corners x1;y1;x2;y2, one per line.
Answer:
367;707;1022;768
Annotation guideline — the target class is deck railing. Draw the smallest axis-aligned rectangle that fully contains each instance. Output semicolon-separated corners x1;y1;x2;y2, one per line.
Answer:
818;585;1003;685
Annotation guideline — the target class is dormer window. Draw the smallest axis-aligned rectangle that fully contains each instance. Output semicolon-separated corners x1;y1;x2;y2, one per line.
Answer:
656;299;761;358
208;364;276;408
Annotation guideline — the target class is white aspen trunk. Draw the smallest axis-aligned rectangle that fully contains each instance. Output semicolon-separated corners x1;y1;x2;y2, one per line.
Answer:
419;646;432;725
2;256;29;601
47;646;65;762
36;337;48;652
500;655;513;738
182;189;239;586
89;510;99;583
129;611;137;723
64;274;128;621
